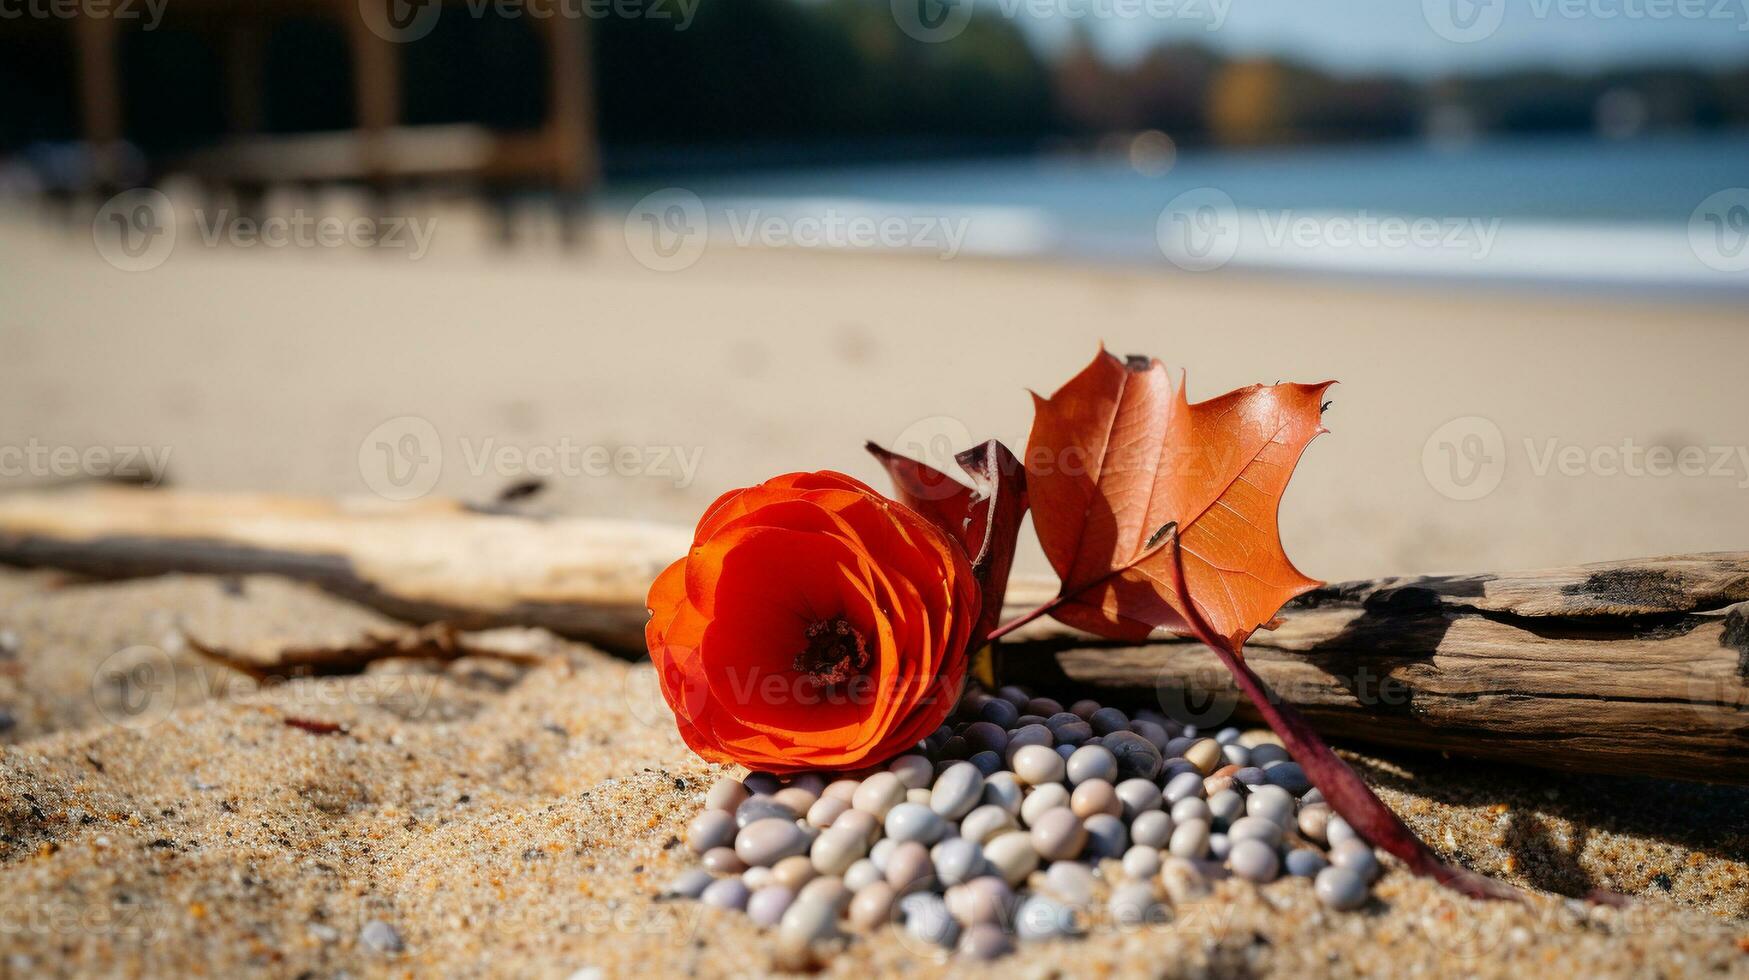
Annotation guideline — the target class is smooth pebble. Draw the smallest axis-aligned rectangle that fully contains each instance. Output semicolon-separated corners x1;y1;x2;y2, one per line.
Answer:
903;894;960;948
736;818;809;867
983;831;1040;886
1082;812;1128;859
1019;783;1070;827
885;802;946;845
1168;819;1210;859
1011;744;1066;786
1014;895;1077;941
1069;779;1122;819
1115;778;1163;820
1043;860;1097;904
1131;810;1174;849
706;777;749;813
1102;731;1163;781
848;881;896;929
1229;838;1279;882
1331;840;1380;882
885;840;935;894
959;804;1016;844
957;922;1014;961
810;826;870;876
929;762;985;820
843;858;882;892
1285;848;1329;877
665;868;713;898
1315;864;1370;910
701;876;750;910
747;885;795;926
852;772;907;818
687;809;737;854
932;837;985;887
1122;845;1162;881
1029;807;1087;861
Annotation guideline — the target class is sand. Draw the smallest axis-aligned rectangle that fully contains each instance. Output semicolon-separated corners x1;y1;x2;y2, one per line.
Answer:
2;567;1746;978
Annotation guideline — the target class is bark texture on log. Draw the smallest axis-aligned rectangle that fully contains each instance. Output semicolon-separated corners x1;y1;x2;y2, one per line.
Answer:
0;486;687;651
996;556;1749;785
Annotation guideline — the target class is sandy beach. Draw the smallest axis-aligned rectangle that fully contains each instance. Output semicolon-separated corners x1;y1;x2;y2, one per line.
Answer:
3;209;1748;976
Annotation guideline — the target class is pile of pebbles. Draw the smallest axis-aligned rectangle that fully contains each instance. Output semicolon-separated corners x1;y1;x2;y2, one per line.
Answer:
663;686;1381;964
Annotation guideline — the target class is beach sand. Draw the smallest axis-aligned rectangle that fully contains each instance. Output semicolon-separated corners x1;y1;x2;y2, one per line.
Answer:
1;568;1747;978
2;210;1748;976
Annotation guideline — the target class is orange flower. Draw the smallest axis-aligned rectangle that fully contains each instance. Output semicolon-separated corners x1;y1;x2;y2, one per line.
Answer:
646;471;979;772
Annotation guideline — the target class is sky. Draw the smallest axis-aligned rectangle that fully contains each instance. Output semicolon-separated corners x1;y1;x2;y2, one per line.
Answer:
1008;0;1749;75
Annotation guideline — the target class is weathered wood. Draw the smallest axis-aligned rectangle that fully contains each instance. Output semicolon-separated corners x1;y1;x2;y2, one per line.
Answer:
0;486;686;651
996;558;1749;785
2;487;1745;783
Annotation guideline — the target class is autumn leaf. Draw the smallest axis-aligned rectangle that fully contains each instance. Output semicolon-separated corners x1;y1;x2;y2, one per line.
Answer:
867;439;1027;647
1024;347;1329;653
1017;348;1518;902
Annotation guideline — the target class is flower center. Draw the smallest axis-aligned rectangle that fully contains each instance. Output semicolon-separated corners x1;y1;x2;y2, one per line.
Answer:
793;617;870;687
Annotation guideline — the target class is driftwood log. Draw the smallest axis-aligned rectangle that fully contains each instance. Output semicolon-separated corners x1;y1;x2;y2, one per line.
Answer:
0;486;1744;783
0;486;686;651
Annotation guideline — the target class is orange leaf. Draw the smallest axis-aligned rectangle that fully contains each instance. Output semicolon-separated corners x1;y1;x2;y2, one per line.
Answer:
1025;347;1331;652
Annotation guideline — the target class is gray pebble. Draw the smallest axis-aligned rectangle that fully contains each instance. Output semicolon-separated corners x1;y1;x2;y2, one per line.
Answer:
701;876;751;910
1065;745;1119;786
810;825;870;875
1043;861;1097;905
983;831;1040;886
889;754;935;789
1130;810;1174;849
903;893;960;948
848;881;896;929
1168;819;1210;859
1302;788;1325;805
797;875;851;913
1228;815;1285;847
1208;832;1231;861
1088;706;1129;735
1246;785;1296;826
1326;814;1358;849
944;877;1011;926
869;838;897;873
852;772;907;819
747;885;795;926
707;776;749;813
1122;845;1162;881
687;809;737;853
996;686;1030;707
774;786;820;815
1014;895;1078;941
1297;804;1331;845
980;697;1021;728
778;895;841;947
1249;742;1290;765
1315;864;1370;910
1164;735;1196;758
1012;744;1066;786
959;804;1016;844
957;922;1014;961
885;840;935;894
843;858;882;892
1115;778;1164;820
1163;770;1206;804
1171;797;1211;825
833;809;880;846
1229;838;1279;882
1108;882;1165;928
663;867;714;898
885;802;947;845
1221;743;1252;768
981;773;1023;814
1128;719;1170;752
1285;848;1329;877
1331;840;1380;882
737;818;810;867
735;796;797;829
962;722;1010;755
1234;766;1267;786
1004;724;1054;763
1019;783;1070;828
701;846;747;875
1207;789;1245;827
744;772;783;795
1051;720;1094;746
1102;731;1163;781
930;762;985;820
1083;812;1128;859
1264;762;1311;795
1029;807;1087;861
933;837;985;887
1055;744;1077;761
1214;726;1242;745
806;796;850;830
968;750;1004;776
360;920;404;954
